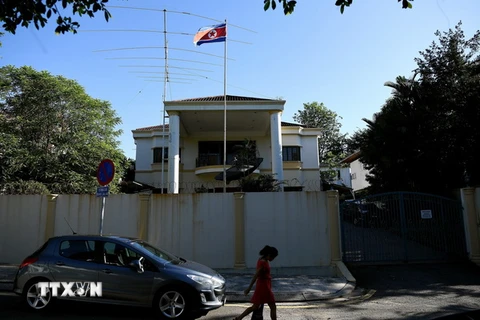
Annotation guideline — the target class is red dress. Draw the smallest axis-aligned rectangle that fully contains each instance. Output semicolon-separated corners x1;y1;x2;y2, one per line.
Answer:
251;259;275;304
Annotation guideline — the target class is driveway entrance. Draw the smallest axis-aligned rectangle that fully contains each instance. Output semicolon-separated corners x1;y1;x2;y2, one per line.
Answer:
340;192;468;264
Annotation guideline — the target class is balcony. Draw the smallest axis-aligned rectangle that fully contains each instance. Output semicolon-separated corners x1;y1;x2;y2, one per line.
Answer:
195;140;260;177
195;153;261;177
195;153;233;175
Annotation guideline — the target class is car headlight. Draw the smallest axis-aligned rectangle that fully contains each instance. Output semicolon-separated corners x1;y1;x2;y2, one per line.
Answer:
187;275;213;286
211;276;224;288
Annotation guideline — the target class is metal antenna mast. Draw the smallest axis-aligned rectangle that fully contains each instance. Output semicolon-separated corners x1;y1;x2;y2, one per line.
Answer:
161;9;168;194
91;6;258;194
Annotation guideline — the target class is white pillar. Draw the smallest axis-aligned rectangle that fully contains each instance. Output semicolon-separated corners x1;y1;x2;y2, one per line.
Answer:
270;111;284;191
461;187;480;266
168;111;180;194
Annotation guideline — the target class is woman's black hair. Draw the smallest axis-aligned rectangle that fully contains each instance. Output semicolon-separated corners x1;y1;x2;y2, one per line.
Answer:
259;245;278;258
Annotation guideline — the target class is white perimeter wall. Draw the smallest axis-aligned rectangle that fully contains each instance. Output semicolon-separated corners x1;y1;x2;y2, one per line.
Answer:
0;192;330;269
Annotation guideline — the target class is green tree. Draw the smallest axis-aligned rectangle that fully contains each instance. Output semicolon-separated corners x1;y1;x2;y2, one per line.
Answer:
0;32;3;59
357;75;431;193
263;0;413;15
0;65;126;194
232;139;258;171
0;0;111;34
356;22;480;196
293;102;347;170
0;1;416;35
345;128;366;155
118;158;138;193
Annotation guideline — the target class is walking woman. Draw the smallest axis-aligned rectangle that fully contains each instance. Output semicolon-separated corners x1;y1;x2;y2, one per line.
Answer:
233;245;278;320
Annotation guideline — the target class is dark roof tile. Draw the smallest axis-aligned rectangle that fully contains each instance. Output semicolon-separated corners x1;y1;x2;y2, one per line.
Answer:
281;121;304;127
134;124;169;131
168;95;281;102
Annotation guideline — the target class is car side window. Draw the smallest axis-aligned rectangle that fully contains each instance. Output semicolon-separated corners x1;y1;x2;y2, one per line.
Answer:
59;240;95;262
102;242;157;272
103;242;125;266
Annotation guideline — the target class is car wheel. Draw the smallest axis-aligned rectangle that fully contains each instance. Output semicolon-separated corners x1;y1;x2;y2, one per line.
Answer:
23;279;53;311
154;287;191;319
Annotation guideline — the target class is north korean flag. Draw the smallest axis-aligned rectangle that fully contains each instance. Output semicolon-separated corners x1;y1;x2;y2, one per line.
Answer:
193;23;227;46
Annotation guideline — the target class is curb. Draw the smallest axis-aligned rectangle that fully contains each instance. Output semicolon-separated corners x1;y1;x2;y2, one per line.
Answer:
335;261;356;283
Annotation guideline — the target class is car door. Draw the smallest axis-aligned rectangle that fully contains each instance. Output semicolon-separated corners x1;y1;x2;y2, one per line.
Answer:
97;241;156;305
49;239;100;297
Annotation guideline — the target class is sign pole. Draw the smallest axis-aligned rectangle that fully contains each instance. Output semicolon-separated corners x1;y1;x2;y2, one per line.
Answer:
99;195;106;235
96;159;115;236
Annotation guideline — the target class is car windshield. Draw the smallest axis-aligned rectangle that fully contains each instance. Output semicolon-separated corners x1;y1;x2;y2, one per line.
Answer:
130;241;181;263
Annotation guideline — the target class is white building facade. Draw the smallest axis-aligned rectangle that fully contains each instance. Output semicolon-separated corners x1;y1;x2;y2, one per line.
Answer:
133;95;323;193
340;151;370;192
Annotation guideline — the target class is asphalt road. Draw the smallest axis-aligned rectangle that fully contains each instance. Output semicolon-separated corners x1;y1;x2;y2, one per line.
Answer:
1;262;479;319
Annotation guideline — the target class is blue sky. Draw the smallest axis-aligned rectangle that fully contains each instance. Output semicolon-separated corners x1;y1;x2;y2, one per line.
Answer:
1;0;479;159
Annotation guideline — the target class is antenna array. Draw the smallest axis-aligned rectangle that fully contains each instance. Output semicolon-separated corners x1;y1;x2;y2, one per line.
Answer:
86;6;269;192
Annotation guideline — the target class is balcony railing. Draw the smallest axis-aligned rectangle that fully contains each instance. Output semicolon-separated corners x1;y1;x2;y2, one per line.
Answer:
196;153;239;167
196;153;220;167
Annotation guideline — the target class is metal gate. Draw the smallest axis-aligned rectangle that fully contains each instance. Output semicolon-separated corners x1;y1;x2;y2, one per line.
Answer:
340;192;468;264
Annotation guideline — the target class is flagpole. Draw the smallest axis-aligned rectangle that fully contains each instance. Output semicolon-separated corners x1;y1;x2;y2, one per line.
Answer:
223;19;227;193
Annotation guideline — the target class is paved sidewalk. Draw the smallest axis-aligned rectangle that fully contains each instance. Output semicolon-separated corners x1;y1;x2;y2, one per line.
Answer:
224;273;355;302
0;264;356;303
0;264;16;292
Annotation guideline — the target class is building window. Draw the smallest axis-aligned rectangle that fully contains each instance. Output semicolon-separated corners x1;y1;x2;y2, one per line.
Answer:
351;173;357;180
154;147;182;163
282;146;301;161
153;147;168;163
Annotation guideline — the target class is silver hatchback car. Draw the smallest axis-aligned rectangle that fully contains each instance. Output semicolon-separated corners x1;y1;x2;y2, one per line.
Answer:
13;235;226;319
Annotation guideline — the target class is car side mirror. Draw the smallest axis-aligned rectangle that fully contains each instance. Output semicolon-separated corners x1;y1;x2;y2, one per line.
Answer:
129;258;144;274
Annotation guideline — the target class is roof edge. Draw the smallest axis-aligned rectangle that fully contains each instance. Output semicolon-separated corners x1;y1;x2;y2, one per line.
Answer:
340;150;361;164
165;94;285;104
133;121;306;132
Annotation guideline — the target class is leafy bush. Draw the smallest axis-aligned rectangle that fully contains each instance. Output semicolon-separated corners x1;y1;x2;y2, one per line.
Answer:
1;180;51;195
239;174;281;192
